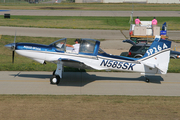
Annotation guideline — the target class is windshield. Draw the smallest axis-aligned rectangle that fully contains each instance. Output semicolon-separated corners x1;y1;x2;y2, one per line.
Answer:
54;40;66;51
50;38;66;52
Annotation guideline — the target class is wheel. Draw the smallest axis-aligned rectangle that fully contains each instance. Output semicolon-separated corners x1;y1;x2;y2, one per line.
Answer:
52;70;56;75
50;75;60;85
145;78;150;83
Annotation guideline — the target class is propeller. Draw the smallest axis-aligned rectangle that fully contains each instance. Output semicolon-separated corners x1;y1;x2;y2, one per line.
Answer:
12;50;15;63
12;32;16;63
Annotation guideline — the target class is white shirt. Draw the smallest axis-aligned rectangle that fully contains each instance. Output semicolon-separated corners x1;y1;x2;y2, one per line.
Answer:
72;44;80;53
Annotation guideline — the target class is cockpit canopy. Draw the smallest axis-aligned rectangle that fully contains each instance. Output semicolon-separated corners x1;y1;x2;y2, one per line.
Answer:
50;38;106;56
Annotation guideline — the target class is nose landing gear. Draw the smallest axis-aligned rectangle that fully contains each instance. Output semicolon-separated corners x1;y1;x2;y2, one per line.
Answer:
50;59;63;85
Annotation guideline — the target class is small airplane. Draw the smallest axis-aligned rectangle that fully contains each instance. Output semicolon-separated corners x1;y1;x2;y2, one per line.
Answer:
5;35;171;85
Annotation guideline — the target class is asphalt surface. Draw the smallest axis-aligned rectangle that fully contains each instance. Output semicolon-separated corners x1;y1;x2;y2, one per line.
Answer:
0;71;180;96
0;26;123;39
0;10;180;17
0;26;180;40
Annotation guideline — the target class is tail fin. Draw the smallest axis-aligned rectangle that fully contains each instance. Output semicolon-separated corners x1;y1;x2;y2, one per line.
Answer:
140;36;171;74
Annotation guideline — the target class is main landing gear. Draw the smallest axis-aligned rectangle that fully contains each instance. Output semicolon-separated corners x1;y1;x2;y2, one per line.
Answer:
50;59;63;85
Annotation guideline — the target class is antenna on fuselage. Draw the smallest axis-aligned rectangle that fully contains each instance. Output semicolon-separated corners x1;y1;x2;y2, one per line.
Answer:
129;2;134;25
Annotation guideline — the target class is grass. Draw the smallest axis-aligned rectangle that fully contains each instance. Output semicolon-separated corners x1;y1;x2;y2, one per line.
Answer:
168;59;180;73
0;35;180;72
0;3;180;11
1;16;180;30
0;95;179;120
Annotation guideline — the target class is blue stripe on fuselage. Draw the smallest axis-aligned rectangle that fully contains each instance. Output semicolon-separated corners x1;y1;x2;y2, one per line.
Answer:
16;43;63;52
98;52;138;61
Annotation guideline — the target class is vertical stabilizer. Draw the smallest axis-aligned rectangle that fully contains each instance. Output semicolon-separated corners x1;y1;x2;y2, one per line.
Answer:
140;36;171;74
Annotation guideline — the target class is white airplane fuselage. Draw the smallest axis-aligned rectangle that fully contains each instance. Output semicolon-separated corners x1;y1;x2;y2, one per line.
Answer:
15;48;162;74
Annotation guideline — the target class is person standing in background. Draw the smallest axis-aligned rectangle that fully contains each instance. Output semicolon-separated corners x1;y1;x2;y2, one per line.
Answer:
135;16;141;26
152;17;158;26
152;17;158;36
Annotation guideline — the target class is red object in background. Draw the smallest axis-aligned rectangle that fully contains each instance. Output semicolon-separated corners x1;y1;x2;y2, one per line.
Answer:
128;52;132;56
129;30;133;36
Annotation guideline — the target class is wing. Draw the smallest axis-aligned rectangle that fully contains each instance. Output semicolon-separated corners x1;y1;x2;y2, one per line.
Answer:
57;58;94;70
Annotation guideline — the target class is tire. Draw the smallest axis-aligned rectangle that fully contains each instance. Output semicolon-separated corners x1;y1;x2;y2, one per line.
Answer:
145;78;150;83
50;75;60;85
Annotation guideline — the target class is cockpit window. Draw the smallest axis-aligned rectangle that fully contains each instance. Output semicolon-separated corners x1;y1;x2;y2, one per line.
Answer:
79;40;96;54
50;38;100;55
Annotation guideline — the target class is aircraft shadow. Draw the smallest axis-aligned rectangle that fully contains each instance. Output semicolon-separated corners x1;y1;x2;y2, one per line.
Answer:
10;72;51;79
10;72;164;86
60;73;163;86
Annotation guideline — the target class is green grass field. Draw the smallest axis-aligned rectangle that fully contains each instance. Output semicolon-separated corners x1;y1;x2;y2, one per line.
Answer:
1;35;180;72
1;16;180;30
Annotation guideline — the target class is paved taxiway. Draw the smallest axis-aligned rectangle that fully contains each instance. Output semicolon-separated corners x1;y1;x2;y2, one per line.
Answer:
0;10;180;17
0;26;180;41
0;71;180;96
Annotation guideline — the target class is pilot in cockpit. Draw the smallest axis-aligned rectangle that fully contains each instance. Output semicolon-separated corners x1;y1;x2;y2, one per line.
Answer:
66;39;81;53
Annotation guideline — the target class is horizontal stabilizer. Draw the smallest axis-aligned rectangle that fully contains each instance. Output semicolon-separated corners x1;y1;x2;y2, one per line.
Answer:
142;61;166;73
141;61;156;68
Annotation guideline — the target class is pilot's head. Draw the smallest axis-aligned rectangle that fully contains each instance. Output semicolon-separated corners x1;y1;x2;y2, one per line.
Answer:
74;39;81;43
